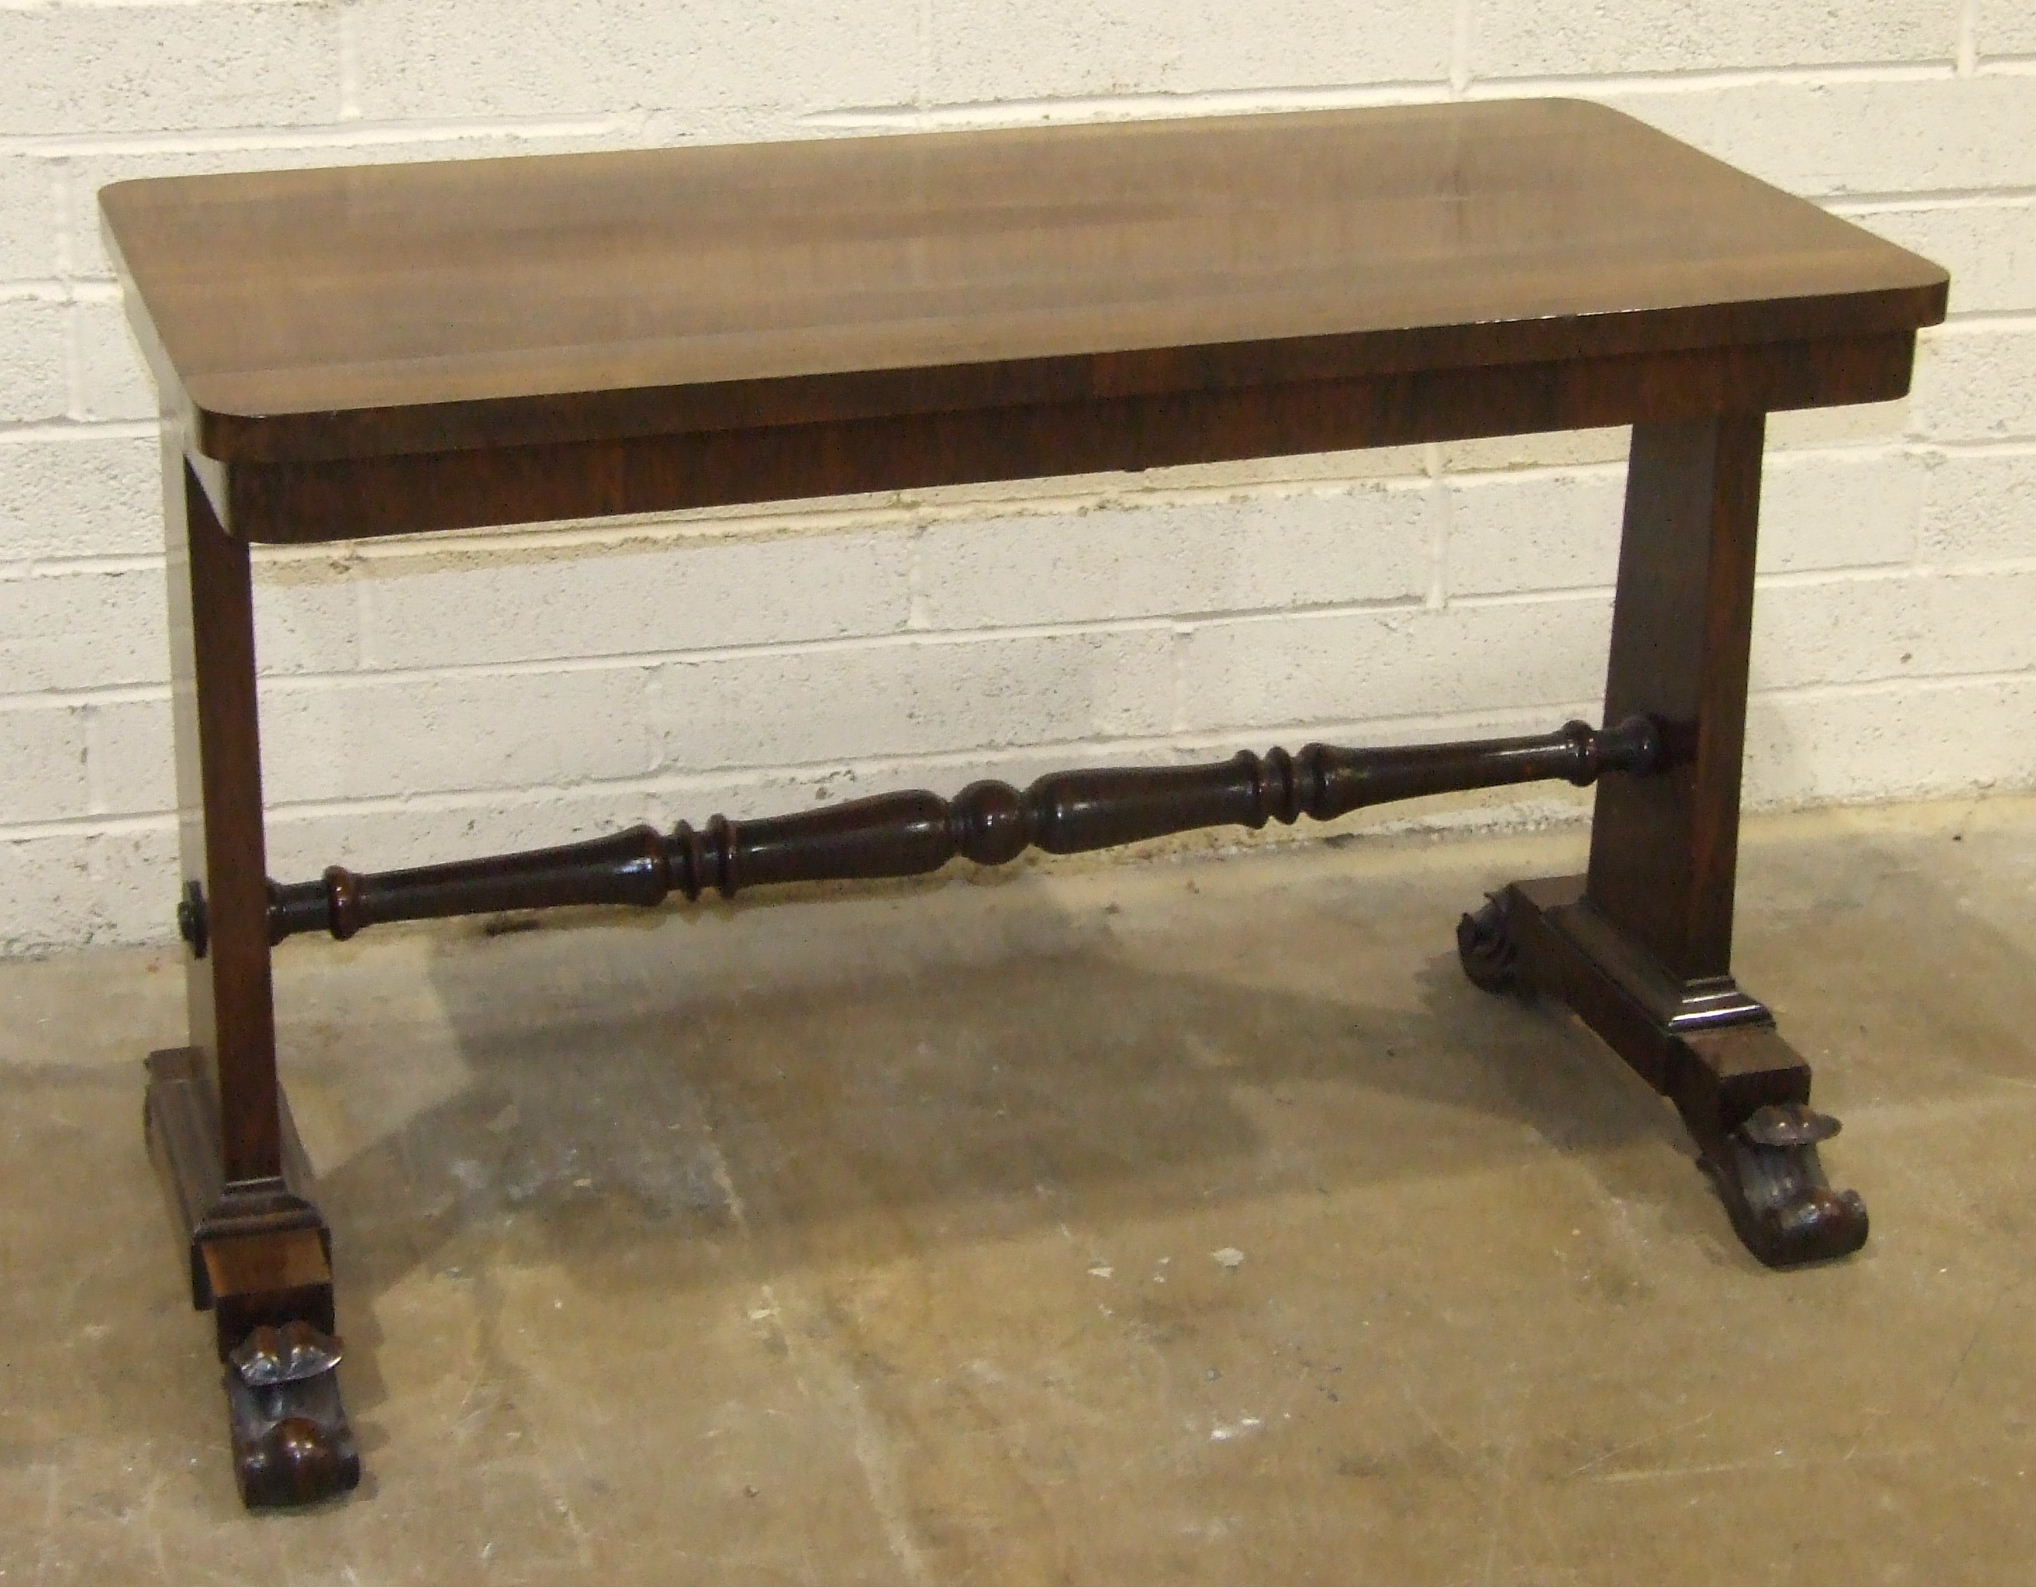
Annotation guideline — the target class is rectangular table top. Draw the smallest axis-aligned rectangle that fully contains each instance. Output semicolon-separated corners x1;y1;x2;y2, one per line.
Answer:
103;97;1944;466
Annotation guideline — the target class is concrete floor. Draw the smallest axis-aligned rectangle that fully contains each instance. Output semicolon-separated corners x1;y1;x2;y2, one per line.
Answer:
0;797;2030;1586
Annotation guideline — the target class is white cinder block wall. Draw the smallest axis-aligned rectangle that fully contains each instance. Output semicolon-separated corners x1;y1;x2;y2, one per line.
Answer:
0;0;2030;953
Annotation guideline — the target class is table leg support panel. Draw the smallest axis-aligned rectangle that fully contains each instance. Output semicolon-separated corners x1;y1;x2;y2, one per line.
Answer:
144;1047;360;1506
1458;878;1868;1267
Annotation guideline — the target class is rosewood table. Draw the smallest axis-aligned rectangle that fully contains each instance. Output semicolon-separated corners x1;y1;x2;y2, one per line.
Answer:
101;98;1947;1508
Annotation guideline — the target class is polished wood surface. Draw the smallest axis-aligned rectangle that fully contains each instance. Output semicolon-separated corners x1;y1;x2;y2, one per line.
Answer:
103;98;1945;469
144;1045;355;1506
1588;416;1767;983
258;718;1661;944
1453;411;1871;1267
118;104;1944;1505
1462;879;1868;1267
161;444;284;1184
210;328;1918;543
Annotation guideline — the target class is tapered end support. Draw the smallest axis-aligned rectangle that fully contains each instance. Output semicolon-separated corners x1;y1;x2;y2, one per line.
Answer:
225;1322;361;1507
1451;881;1870;1271
1705;1104;1870;1268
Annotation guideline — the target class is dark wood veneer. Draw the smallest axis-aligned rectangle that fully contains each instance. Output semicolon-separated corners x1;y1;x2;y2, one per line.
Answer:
102;99;1946;1508
103;99;1941;486
206;331;1918;544
252;719;1660;945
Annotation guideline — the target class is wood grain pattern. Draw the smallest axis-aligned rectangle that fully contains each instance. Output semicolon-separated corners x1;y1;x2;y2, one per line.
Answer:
102;99;1946;472
113;107;1936;1508
161;441;282;1183
1587;416;1767;981
205;328;1919;542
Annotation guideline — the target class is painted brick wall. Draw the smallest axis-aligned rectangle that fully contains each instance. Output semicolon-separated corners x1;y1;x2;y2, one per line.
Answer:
0;0;2030;953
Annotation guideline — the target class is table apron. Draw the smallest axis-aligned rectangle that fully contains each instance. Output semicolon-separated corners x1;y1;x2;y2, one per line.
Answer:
200;330;1915;544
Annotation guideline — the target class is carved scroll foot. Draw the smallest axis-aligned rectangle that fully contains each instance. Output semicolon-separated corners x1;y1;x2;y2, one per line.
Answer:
1456;892;1530;996
225;1321;361;1507
1704;1103;1869;1268
145;1051;362;1506
1459;878;1868;1269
